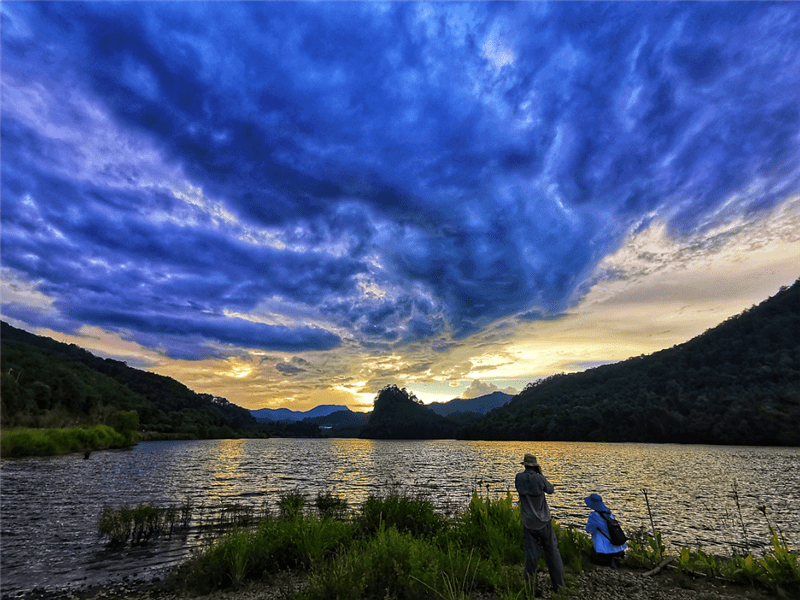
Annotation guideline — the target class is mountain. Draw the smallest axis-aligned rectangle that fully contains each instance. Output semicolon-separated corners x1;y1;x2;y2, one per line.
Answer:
460;280;800;446
304;409;371;438
427;391;513;417
360;385;459;439
1;322;269;439
250;404;349;422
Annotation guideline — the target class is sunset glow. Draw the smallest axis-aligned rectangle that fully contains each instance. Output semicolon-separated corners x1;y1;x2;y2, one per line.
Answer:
2;2;799;412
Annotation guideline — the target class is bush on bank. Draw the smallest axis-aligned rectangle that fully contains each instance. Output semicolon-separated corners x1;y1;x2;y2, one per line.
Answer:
0;424;138;457
173;489;799;600
177;491;585;599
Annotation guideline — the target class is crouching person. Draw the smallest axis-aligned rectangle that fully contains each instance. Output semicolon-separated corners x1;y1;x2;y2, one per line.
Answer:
584;493;627;569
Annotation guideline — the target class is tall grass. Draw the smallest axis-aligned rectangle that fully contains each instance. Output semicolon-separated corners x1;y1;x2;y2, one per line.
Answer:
157;487;799;599
357;488;449;539
455;492;523;565
1;425;138;457
98;501;194;544
177;491;570;598
177;506;355;593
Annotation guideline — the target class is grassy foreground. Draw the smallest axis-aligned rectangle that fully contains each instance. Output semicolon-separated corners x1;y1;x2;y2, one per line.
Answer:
0;424;139;457
152;489;799;600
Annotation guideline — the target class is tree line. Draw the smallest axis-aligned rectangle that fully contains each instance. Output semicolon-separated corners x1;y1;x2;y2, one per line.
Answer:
3;278;798;445
1;322;278;439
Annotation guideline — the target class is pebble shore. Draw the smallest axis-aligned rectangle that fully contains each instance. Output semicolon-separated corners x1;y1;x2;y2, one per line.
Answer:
570;567;779;600
9;565;779;600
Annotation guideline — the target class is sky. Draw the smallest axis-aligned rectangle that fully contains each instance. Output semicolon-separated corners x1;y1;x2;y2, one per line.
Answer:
2;2;800;413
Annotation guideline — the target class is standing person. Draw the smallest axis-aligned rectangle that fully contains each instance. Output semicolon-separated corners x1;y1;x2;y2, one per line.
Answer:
584;493;628;568
515;454;565;592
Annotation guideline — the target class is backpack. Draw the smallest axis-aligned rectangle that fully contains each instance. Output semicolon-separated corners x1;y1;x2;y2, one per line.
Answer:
599;513;628;546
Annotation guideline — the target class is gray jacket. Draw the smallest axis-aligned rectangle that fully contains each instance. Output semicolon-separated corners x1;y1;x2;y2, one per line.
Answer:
515;468;554;530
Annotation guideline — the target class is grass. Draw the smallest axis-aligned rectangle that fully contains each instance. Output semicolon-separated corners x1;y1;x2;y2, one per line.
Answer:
0;425;138;457
175;490;584;598
98;501;194;544
626;524;799;597
117;487;798;599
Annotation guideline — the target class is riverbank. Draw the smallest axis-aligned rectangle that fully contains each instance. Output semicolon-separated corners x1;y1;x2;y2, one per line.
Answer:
9;565;782;600
0;425;138;458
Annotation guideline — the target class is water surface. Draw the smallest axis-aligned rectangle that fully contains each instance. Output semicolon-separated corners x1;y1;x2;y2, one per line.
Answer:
1;439;798;597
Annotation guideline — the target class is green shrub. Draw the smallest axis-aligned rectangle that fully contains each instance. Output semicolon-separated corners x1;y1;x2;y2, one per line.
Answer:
179;514;357;593
484;563;534;600
291;515;354;568
553;522;593;573
357;490;448;539
720;552;764;587
278;487;307;520
624;527;665;568
175;488;800;600
455;492;523;565
415;547;491;600
314;490;348;519
305;525;441;600
0;425;134;457
758;528;800;596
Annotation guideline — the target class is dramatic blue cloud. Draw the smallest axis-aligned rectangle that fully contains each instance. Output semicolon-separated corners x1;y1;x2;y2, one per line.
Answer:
2;1;799;360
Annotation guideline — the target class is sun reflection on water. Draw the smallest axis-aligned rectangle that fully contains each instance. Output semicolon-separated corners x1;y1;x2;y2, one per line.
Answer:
2;439;798;597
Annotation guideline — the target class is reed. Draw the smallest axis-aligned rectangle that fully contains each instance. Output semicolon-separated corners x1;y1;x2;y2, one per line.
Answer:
641;488;662;561
98;500;194;544
731;480;750;554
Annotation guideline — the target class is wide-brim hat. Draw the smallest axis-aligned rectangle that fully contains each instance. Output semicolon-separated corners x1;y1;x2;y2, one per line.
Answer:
521;454;539;468
585;493;610;513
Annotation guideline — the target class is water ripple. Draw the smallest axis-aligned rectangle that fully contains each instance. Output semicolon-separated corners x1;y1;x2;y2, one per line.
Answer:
1;439;798;597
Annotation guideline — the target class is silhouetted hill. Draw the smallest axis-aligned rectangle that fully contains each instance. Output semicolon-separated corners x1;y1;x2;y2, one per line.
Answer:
1;322;276;439
360;385;459;439
250;404;349;422
305;409;370;428
460;280;800;446
427;391;512;417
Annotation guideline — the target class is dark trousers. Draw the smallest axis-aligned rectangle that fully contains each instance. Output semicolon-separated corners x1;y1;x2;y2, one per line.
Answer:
523;520;565;590
590;548;624;568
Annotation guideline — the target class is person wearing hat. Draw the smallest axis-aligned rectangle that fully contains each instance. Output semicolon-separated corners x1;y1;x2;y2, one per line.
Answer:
515;454;564;591
584;493;627;568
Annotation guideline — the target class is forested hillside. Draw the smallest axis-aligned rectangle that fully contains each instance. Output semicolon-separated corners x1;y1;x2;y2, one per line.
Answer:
305;409;371;438
461;280;800;446
360;385;459;439
1;322;269;439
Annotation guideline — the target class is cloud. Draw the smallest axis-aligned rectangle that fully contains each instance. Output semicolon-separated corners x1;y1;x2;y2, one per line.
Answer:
2;2;800;408
461;379;518;400
275;358;309;375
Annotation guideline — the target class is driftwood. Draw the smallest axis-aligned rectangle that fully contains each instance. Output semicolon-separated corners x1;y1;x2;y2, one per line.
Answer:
643;557;675;576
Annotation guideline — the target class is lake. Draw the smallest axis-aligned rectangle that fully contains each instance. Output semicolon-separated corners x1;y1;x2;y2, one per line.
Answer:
1;438;798;597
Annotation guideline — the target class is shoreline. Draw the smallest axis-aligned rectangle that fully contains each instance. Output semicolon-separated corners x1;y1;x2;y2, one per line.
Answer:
3;565;783;600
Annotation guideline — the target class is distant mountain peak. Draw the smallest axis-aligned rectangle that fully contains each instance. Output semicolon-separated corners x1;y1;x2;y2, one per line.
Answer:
427;391;513;417
249;404;350;422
